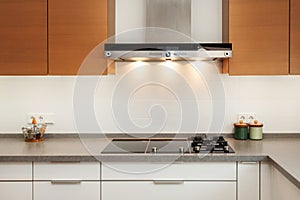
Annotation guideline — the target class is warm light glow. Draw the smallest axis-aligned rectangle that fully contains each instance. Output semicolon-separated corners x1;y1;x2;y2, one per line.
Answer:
132;60;147;68
126;57;152;62
163;60;176;68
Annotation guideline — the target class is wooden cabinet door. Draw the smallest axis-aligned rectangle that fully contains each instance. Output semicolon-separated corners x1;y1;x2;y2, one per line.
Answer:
48;0;108;75
228;0;289;75
290;0;300;74
0;0;47;75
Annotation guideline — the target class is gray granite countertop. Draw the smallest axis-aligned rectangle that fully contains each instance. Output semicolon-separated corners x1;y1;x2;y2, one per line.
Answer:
0;134;299;189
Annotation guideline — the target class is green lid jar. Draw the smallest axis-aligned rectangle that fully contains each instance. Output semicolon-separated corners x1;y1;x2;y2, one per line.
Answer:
249;122;263;140
234;122;249;140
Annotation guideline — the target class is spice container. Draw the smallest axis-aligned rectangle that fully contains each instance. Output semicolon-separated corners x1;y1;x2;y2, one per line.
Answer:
249;120;263;140
234;120;249;140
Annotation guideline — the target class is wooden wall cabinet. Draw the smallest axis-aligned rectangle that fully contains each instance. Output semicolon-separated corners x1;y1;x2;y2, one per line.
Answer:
0;0;47;75
290;0;300;74
48;0;110;75
0;0;113;76
224;0;289;75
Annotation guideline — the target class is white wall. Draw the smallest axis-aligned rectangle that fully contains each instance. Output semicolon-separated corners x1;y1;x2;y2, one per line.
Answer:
1;72;300;134
0;0;299;134
191;0;223;42
115;0;146;42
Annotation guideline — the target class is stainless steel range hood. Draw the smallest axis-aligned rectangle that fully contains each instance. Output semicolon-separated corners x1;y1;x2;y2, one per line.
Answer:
104;43;232;61
104;0;232;62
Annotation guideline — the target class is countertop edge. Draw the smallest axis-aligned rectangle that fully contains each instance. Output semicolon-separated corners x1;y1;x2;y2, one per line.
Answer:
0;155;269;163
1;133;300;139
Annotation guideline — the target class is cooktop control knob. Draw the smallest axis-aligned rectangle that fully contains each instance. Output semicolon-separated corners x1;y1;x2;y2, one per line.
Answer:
224;145;229;152
165;51;171;57
179;147;184;154
152;147;157;153
193;146;200;153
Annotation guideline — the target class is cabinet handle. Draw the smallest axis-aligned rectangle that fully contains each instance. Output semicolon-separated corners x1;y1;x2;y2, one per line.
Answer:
241;162;258;164
50;161;81;163
153;180;184;185
51;180;82;185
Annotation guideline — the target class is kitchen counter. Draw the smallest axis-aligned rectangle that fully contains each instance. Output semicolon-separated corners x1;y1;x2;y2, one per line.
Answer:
0;134;299;189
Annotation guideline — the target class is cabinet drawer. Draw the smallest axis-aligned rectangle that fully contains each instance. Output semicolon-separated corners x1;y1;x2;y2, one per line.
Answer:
0;162;32;180
0;182;32;200
103;182;236;200
102;162;236;180
34;182;100;200
34;162;100;180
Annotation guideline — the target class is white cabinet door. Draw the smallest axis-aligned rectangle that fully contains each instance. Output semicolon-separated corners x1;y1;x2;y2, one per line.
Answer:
238;162;259;200
261;162;300;200
0;162;32;180
103;181;236;200
102;162;236;180
34;182;100;200
34;162;100;180
0;182;31;200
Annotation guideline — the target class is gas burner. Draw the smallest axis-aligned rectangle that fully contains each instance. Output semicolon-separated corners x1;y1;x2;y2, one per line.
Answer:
191;136;234;154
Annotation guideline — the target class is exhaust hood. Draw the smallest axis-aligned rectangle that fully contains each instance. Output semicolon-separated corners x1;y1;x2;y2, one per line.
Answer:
104;0;232;62
104;43;232;61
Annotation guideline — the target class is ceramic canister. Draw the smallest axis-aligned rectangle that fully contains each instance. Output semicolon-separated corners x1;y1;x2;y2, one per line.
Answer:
234;122;249;140
249;123;263;140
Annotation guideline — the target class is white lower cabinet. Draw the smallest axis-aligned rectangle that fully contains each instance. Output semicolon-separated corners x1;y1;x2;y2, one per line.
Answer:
102;162;236;180
33;162;101;200
0;162;32;200
261;161;300;200
103;181;236;200
1;160;299;200
102;162;237;200
238;162;259;200
0;182;32;200
34;182;100;200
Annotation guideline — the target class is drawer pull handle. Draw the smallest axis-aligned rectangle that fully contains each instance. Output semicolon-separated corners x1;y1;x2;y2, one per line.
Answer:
153;180;184;185
50;161;81;163
241;162;258;164
51;180;82;185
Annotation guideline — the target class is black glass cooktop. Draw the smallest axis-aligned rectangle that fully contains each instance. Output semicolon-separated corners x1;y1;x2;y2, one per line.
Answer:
101;136;234;154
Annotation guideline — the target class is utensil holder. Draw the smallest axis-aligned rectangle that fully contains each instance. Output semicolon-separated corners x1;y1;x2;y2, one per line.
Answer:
22;124;47;142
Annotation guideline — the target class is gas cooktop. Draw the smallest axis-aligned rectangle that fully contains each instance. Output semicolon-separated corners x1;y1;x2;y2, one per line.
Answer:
101;136;234;154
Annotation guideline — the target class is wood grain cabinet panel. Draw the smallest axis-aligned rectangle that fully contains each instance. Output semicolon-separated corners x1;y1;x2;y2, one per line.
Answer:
0;0;47;75
290;0;300;74
48;0;108;75
227;0;289;75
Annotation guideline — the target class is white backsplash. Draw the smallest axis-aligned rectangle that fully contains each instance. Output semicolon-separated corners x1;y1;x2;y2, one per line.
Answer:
1;70;300;134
